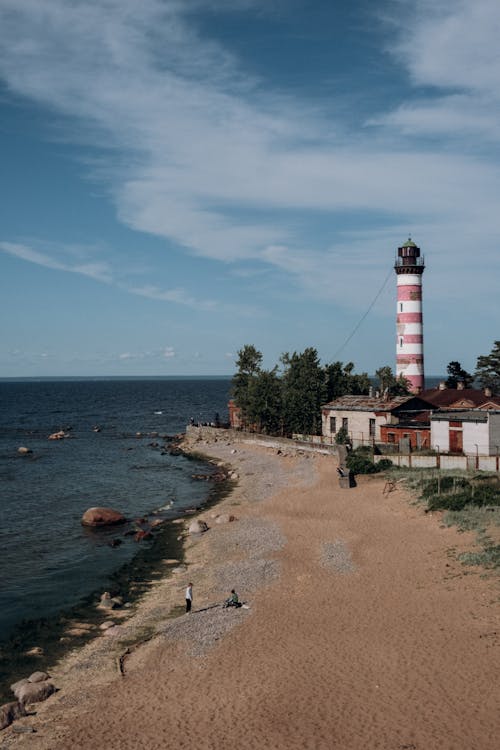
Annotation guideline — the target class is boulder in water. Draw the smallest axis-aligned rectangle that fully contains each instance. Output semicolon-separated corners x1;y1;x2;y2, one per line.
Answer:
17;446;32;456
81;507;126;527
48;430;69;440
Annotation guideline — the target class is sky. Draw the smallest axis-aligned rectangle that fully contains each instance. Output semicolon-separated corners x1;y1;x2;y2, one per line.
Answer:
1;0;499;378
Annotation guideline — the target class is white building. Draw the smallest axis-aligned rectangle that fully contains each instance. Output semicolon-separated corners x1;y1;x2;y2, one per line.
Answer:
321;394;432;447
430;410;500;456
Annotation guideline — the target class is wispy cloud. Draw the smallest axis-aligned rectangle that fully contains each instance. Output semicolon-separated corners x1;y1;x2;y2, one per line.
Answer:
0;0;499;312
0;241;113;282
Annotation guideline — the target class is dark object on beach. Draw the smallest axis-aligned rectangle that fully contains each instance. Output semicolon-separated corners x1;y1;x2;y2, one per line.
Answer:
12;726;36;734
81;507;126;527
336;467;345;477
338;471;356;489
0;701;27;731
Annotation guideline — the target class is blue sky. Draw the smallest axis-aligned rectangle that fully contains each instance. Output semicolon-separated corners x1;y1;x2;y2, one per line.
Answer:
1;0;499;377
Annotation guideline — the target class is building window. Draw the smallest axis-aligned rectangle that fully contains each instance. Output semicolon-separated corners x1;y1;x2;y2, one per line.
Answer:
388;433;395;443
329;417;336;434
342;417;348;432
399;337;403;347
369;418;375;438
399;302;403;312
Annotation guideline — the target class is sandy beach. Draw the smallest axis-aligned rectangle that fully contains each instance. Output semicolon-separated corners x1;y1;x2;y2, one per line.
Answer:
3;433;500;750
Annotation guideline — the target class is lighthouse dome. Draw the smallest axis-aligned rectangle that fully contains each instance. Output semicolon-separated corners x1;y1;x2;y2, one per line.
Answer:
401;237;418;249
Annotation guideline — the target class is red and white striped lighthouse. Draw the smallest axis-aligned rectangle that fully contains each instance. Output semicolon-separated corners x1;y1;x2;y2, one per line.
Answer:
395;238;425;394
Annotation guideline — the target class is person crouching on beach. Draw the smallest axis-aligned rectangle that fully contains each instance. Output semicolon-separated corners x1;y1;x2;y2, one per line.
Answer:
224;589;241;608
185;582;193;613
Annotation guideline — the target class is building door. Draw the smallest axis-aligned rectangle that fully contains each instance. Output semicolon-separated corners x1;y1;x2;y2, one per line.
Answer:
449;428;463;453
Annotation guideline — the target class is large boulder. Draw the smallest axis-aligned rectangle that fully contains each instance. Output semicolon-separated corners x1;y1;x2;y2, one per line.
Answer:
27;671;50;683
0;702;26;731
81;507;126;527
14;681;55;705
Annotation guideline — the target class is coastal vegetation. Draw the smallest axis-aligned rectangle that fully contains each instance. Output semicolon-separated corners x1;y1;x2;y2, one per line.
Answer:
344;445;393;475
387;468;500;570
475;340;500;393
231;344;409;437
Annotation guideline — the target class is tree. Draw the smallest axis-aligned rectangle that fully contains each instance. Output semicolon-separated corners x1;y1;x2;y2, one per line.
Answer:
246;368;282;435
445;361;474;389
375;366;411;397
476;341;500;394
324;361;370;401
231;345;263;426
281;348;325;436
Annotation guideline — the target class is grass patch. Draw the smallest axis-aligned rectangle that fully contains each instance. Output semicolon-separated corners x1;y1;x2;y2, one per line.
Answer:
400;469;500;572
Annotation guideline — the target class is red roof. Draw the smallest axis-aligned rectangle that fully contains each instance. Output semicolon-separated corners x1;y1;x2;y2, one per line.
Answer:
421;387;500;410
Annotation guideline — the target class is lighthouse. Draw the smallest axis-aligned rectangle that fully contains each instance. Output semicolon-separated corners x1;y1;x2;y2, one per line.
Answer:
395;238;425;394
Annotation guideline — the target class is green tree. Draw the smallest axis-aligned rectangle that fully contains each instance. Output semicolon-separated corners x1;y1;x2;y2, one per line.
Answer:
375;366;411;396
246;368;282;435
324;361;370;401
445;361;474;389
476;341;500;394
281;347;325;436
231;345;263;427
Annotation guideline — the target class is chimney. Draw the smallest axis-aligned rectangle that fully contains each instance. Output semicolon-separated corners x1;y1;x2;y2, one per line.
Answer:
484;387;492;397
438;381;446;390
457;381;465;390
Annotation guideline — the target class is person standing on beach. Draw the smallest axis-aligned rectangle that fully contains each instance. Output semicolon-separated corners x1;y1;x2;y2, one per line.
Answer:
185;582;193;613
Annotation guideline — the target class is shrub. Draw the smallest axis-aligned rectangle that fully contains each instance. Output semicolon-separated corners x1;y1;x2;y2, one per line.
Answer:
334;427;351;446
422;476;470;498
346;446;377;474
426;484;500;512
376;458;393;471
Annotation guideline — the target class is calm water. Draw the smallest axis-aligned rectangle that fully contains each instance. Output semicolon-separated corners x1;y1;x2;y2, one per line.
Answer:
0;378;231;642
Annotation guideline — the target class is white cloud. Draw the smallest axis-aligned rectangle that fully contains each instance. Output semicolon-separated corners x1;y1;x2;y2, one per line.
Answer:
0;0;499;316
0;241;114;282
378;0;500;143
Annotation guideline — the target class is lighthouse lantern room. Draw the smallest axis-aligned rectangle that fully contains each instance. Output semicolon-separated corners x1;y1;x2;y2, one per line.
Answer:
394;238;425;394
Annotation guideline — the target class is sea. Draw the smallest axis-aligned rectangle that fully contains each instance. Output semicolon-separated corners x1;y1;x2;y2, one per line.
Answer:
0;377;231;692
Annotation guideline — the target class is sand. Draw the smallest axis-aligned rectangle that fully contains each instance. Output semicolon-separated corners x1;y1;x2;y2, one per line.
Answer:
3;436;500;750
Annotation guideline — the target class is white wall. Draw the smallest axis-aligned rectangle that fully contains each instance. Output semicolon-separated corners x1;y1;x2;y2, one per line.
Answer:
431;421;449;452
489;414;500;456
463;421;489;456
322;409;390;444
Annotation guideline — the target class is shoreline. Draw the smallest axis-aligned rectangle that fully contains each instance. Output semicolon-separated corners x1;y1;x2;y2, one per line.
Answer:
0;442;232;704
2;434;500;749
